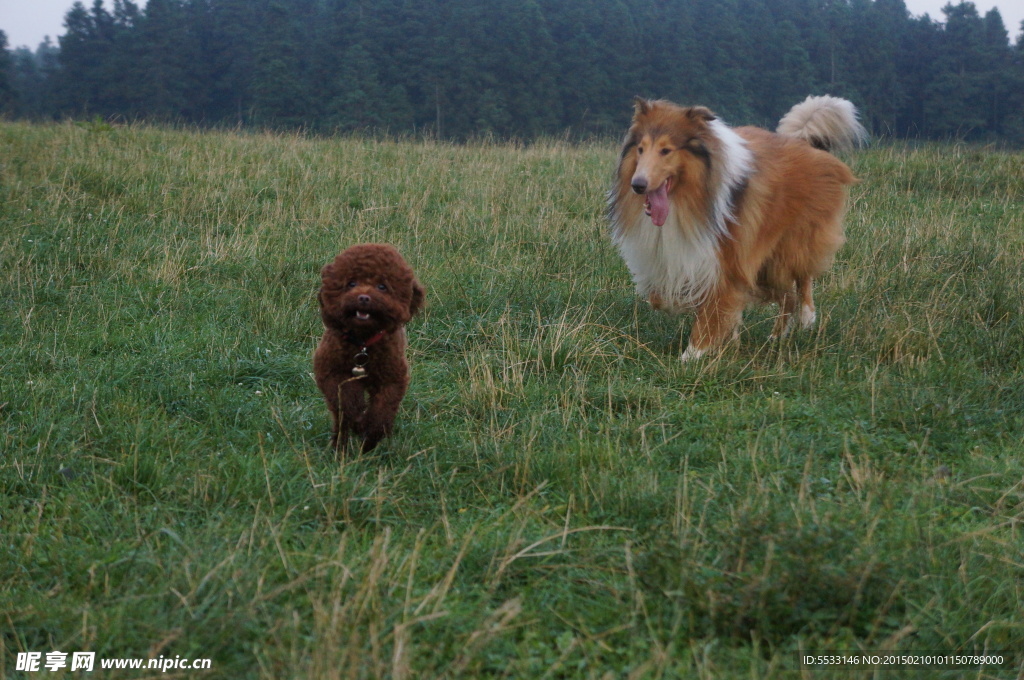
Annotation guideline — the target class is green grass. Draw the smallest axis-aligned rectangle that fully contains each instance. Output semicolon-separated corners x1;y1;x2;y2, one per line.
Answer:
2;121;1023;679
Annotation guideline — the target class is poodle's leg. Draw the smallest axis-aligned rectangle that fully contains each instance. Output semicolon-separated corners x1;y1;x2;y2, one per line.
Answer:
361;383;407;452
315;370;345;448
339;380;368;445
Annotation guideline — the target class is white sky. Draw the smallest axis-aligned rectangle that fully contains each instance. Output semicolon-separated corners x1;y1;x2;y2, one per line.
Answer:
906;0;1023;37
1;0;1021;51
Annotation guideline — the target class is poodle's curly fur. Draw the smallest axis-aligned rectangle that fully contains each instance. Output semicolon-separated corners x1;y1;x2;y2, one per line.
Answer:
313;244;425;452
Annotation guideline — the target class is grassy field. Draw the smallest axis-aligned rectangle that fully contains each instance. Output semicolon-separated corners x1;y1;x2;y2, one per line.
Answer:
1;120;1023;679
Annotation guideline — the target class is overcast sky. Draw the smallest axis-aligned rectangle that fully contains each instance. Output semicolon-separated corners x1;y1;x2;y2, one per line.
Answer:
2;0;1021;51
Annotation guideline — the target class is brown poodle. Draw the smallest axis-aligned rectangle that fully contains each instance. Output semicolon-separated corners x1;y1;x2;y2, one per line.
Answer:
313;244;425;452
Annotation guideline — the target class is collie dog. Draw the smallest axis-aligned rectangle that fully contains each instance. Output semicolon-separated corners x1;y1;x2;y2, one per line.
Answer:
609;95;866;361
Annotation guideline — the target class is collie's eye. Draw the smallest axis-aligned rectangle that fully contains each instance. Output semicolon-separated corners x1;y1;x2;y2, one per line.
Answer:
660;148;672;156
637;146;644;155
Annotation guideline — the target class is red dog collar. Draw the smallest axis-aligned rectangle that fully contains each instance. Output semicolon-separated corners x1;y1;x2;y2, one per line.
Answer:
341;329;387;347
362;330;387;347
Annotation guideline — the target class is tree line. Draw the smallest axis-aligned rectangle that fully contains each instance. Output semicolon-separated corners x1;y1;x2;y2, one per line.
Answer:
2;0;1023;143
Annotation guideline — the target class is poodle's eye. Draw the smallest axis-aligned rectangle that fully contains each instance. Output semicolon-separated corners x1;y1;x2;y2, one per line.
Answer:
347;280;357;288
377;283;388;292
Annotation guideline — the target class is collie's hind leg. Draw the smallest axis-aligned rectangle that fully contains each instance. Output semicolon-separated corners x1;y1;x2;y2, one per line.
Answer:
770;287;800;339
797;277;816;329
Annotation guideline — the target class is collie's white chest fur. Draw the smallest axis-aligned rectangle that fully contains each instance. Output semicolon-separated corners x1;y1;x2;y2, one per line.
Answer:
612;208;722;310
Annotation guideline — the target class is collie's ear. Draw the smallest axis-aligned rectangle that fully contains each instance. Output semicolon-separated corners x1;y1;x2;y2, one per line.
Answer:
409;279;425;318
633;97;652;117
687;106;716;123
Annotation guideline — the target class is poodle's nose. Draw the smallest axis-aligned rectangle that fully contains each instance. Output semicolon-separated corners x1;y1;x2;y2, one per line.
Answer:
358;294;371;305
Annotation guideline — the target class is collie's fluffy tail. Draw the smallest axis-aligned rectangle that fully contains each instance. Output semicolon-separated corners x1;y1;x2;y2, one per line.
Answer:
776;95;868;152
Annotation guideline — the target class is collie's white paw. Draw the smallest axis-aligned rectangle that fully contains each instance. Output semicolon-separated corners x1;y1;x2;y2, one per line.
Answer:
800;304;816;328
681;345;706;362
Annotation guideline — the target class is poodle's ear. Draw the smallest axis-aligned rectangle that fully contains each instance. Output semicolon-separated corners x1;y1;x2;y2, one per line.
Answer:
320;261;336;284
408;279;425;317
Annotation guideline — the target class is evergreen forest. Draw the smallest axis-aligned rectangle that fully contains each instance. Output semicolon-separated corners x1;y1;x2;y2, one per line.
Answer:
2;0;1024;142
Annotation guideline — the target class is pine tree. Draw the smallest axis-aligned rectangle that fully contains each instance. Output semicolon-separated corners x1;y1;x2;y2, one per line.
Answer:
925;2;989;138
201;0;259;125
0;31;15;114
54;2;105;115
690;0;755;120
902;15;948;135
135;0;205;120
759;19;817;120
250;0;311;128
327;42;384;131
978;8;1012;136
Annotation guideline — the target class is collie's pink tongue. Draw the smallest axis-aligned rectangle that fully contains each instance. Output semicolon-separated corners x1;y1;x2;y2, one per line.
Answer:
646;182;670;227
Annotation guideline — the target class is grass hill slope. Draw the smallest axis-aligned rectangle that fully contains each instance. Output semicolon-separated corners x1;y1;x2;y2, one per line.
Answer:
2;122;1022;678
